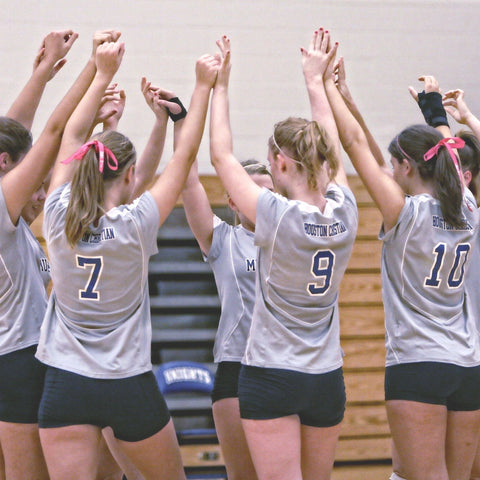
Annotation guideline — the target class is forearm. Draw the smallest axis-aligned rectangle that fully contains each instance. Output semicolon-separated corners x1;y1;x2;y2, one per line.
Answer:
6;59;56;130
182;174;214;255
463;113;480;141
45;57;97;139
133;115;168;197
209;85;234;166
174;83;211;163
325;78;367;154
342;92;386;168
61;69;112;147
306;78;340;151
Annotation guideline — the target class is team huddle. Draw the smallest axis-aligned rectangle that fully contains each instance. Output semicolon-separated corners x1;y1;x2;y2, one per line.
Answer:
0;25;479;480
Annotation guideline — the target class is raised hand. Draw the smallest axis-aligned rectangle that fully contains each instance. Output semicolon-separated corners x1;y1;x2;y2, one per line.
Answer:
443;89;472;125
95;41;125;79
333;56;353;102
301;28;338;84
33;30;79;81
140;78;182;120
408;75;441;102
92;29;122;57
95;83;126;129
215;35;231;88
195;52;220;88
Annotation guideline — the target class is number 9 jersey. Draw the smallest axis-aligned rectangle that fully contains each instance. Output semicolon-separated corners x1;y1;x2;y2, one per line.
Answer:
36;183;160;378
380;189;480;367
243;184;358;374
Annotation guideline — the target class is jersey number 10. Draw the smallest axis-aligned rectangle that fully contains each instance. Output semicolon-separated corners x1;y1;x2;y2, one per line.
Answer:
424;243;470;288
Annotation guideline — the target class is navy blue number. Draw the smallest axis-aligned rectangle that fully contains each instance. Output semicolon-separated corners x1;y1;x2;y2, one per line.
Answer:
424;243;470;288
308;250;335;295
76;256;103;300
424;243;445;287
448;244;470;287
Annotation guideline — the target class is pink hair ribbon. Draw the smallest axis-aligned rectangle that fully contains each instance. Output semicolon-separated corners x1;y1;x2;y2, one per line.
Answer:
423;137;465;185
61;140;119;173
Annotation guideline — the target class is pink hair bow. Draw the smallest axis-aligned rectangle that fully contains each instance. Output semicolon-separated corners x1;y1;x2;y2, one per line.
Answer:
61;140;118;173
423;137;465;185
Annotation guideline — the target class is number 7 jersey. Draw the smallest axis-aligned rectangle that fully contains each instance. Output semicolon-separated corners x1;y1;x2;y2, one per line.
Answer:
380;190;480;367
243;184;358;374
36;183;160;378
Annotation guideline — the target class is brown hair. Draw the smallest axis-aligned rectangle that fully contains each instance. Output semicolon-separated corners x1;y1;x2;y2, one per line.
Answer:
65;130;136;246
0;116;32;164
388;124;464;228
268;117;336;190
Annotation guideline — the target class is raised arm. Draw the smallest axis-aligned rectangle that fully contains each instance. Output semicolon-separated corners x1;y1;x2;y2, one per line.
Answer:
443;89;480;141
210;36;261;225
324;33;404;231
48;39;125;195
132;80;176;198
408;75;452;138
1;29;107;225
149;53;218;226
301;28;347;187
88;83;126;137
6;30;77;130
334;56;388;173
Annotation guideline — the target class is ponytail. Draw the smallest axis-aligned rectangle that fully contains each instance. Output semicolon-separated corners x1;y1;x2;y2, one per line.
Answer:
388;124;465;229
64;130;136;247
65;149;106;246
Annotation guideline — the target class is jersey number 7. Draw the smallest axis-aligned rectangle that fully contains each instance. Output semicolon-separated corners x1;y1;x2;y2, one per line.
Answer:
76;255;104;300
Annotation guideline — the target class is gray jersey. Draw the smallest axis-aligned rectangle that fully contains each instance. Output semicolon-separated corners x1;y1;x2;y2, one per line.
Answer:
36;184;159;378
0;181;50;355
207;217;256;362
244;184;358;374
380;191;480;367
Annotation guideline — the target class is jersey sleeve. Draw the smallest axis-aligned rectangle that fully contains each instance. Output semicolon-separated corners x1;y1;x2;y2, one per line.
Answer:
206;216;230;262
325;183;358;222
379;195;415;243
255;188;289;247
0;181;16;235
126;191;160;257
43;183;70;241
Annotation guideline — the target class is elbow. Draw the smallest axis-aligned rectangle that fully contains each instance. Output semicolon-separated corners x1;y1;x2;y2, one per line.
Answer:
340;129;367;154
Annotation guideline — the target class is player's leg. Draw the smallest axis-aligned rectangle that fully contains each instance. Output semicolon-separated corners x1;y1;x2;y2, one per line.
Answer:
117;419;185;480
40;424;103;480
445;410;480;480
100;427;144;480
0;346;48;480
446;366;480;480
390;441;408;480
213;397;257;480
107;372;185;480
470;443;480;480
242;415;302;480
300;423;342;480
299;366;345;480
0;422;49;480
386;399;448;480
211;361;257;480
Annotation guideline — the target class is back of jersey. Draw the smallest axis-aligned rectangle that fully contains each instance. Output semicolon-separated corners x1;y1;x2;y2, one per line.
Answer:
36;184;159;378
244;184;358;374
381;191;480;367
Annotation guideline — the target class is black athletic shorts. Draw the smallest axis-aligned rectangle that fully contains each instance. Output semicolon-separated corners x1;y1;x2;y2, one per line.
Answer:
38;366;171;441
0;345;46;423
385;361;480;411
211;361;241;403
238;365;345;427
